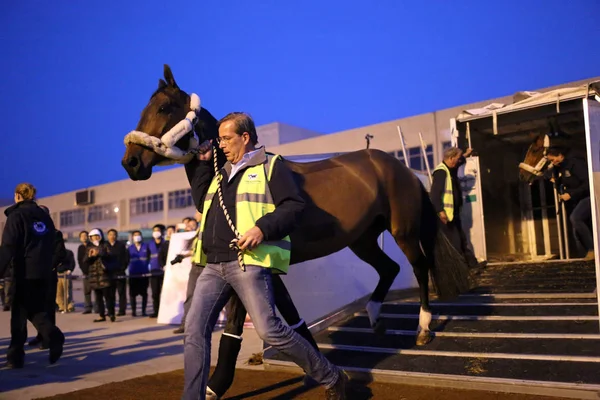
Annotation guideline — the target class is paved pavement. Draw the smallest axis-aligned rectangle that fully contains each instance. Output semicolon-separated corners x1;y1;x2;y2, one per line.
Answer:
0;279;264;400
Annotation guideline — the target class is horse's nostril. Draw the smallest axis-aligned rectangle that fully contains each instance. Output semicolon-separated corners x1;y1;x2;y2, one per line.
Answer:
127;157;139;168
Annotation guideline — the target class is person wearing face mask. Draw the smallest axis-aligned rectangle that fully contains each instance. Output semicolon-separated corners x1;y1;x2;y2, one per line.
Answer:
148;224;166;318
83;229;118;322
127;231;150;317
107;229;129;316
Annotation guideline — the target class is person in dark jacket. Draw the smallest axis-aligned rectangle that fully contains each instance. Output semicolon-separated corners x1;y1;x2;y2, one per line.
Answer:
158;225;175;269
28;205;67;349
546;147;593;258
107;229;128;316
148;224;165;318
430;147;479;268
56;249;76;313
77;230;93;314
83;228;118;322
0;183;65;368
127;230;150;317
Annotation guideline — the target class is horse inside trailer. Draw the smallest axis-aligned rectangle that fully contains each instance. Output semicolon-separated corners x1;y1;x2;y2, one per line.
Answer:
450;82;600;263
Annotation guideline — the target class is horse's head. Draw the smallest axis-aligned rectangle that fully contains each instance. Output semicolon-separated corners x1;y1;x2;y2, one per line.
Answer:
122;64;219;180
518;133;551;184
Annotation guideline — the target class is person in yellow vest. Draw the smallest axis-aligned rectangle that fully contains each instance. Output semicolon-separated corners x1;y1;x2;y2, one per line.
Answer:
183;112;347;400
430;147;479;268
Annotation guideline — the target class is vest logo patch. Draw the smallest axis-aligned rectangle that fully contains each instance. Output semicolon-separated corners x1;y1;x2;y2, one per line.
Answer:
33;221;48;235
247;173;258;181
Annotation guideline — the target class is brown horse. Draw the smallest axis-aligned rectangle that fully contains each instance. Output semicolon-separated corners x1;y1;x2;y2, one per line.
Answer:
519;131;586;184
123;64;470;335
121;65;470;395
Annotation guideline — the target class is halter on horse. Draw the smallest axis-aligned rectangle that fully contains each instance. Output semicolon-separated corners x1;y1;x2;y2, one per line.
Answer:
519;134;551;182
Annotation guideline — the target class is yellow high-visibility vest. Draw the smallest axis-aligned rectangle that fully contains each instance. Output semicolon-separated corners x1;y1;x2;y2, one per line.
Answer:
192;154;291;273
433;162;454;222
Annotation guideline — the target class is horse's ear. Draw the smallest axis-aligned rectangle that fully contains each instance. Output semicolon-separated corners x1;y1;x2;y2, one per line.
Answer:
158;79;167;90
163;64;179;89
535;134;545;147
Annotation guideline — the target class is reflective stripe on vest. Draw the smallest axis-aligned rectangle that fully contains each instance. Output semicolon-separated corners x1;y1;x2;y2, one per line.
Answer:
192;154;291;273
433;162;454;222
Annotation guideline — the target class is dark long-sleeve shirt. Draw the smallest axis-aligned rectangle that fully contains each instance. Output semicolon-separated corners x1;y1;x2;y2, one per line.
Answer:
555;156;589;203
184;149;226;212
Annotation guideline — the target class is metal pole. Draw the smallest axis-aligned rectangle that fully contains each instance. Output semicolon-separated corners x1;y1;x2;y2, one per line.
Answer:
553;182;564;259
538;180;552;257
561;200;571;259
396;126;409;167
418;132;433;184
466;122;472;149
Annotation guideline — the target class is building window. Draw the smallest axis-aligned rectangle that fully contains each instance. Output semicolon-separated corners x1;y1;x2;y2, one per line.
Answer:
88;204;117;223
442;140;453;151
60;209;85;227
388;150;406;164
408;145;434;172
168;189;193;210
130;194;164;216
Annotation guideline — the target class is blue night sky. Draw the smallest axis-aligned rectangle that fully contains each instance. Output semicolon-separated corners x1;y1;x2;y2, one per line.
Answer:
1;1;599;199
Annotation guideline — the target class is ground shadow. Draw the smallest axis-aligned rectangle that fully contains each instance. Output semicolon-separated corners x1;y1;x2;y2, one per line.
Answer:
0;325;184;393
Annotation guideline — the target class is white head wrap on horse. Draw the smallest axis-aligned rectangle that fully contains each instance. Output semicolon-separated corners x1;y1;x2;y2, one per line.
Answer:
123;93;202;165
519;134;551;177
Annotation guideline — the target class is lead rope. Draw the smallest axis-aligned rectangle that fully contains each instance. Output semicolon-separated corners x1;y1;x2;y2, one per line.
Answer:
212;145;246;271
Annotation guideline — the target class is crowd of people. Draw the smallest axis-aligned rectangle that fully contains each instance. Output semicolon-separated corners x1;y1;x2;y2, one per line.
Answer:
0;201;201;344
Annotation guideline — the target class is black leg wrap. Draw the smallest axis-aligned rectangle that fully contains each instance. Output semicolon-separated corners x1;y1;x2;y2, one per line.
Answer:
207;334;242;397
293;321;319;350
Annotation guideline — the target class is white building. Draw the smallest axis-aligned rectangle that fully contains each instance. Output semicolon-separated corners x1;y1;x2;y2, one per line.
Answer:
1;75;598;243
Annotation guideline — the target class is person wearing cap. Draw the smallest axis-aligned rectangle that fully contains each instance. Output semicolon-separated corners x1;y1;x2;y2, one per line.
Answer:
148;224;166;318
0;183;65;368
83;228;118;322
127;230;150;316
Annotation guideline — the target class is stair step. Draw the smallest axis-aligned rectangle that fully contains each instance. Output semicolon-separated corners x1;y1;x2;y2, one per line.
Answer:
315;330;600;357
342;314;600;334
267;348;600;385
379;303;599;317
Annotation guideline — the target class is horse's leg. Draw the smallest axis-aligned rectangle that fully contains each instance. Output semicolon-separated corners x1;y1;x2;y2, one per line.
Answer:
349;234;400;334
206;292;246;399
272;274;319;350
272;274;320;387
411;255;433;346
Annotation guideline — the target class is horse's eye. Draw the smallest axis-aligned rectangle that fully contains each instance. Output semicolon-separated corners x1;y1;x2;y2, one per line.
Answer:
158;104;171;114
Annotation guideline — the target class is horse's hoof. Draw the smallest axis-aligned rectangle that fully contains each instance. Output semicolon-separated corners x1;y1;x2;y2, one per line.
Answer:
373;319;386;335
416;330;433;346
247;352;263;365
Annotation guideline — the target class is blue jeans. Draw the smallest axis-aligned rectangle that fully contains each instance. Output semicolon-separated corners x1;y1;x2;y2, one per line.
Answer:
183;261;339;400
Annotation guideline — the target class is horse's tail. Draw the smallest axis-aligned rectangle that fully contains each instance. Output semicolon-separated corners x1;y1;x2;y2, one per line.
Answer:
418;184;471;300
